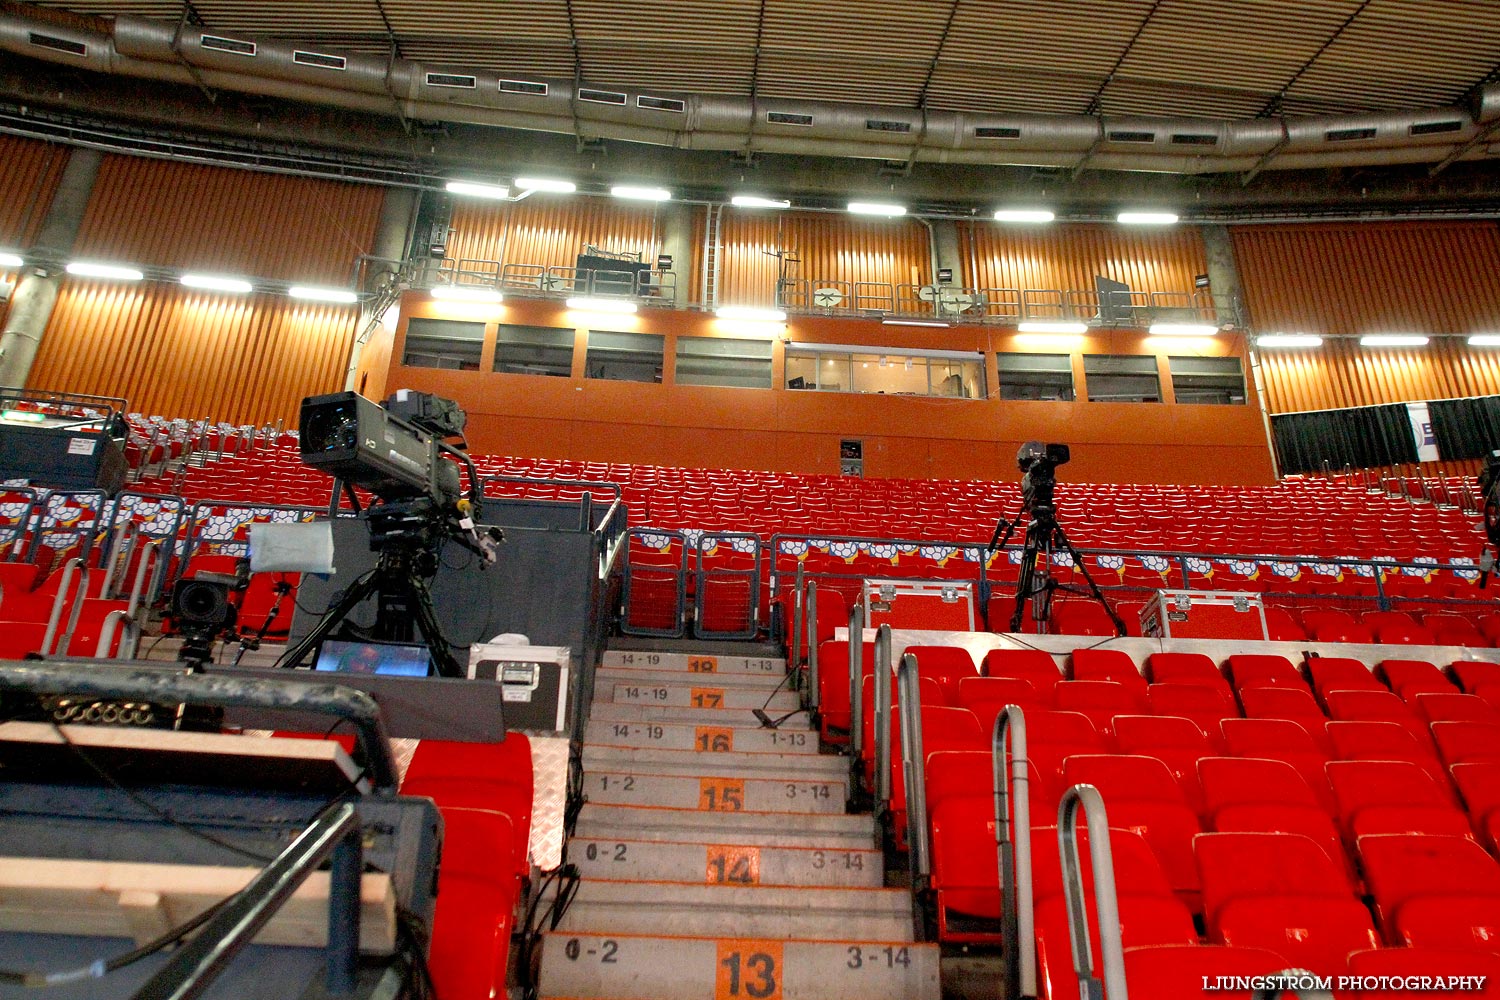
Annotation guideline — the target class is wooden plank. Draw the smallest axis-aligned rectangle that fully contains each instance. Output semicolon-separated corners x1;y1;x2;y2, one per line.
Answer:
0;856;396;952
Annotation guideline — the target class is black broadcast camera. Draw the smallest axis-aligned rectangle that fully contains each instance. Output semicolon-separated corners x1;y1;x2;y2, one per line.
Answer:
1478;451;1500;587
168;561;250;666
1017;441;1070;514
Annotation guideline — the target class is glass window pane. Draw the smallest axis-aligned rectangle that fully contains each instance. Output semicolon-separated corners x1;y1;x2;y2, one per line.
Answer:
785;352;819;389
996;352;1074;401
1169;355;1245;405
493;324;574;377
1084;354;1161;403
787;349;981;397
403;318;485;371
586;330;664;383
676;336;773;389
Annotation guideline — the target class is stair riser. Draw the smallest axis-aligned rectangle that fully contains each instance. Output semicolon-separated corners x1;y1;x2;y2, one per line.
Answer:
585;720;822;755
596;668;790;692
582;745;846;780
569;839;883;887
574;804;875;851
588;702;814;730
539;934;939;1000
588;771;845;813
554;901;912;940
602;651;786;675
605;682;802;711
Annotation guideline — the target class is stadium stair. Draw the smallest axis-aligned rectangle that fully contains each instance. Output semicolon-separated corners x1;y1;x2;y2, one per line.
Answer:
538;644;941;1000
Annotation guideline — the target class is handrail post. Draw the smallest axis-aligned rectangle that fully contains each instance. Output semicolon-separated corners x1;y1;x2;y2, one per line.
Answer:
898;651;931;881
874;624;894;809
41;558;87;656
803;581;817;702
995;705;1037;999
1058;785;1128;1000
847;604;866;756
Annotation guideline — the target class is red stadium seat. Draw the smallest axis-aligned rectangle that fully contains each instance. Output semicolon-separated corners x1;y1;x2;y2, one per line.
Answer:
1226;654;1308;692
1308;656;1385;700
1454;661;1500;694
1338;948;1500;1000
1112;714;1213;813
1413;692;1500;725
1325;720;1450;789
1433;722;1500;766
1326;759;1470;841
1237;687;1332;751
1147;652;1232;700
1424;614;1491;648
816;639;875;742
425;806;520;1000
1124;944;1292;1000
1360;834;1500;941
1060;755;1202;901
928;795;1005;941
1379;659;1458;701
1148;683;1237;746
982;647;1063;693
1195;831;1354;931
1199;755;1327;818
1216;896;1379;976
402;736;534;882
1070;647;1147;695
1263;607;1308;642
1053;679;1147;735
1452;763;1500;850
904;644;980;705
1035;894;1198;1000
1051;601;1120;637
1325;689;1434;751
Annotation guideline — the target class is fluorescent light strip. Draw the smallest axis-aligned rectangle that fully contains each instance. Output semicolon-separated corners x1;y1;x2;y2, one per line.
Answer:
66;261;143;281
880;318;950;328
611;185;671;202
848;201;906;217
1148;323;1218;336
431;286;503;303
1;409;46;423
515;177;577;193
1360;334;1428;347
994;209;1055;223
716;306;786;322
1018;321;1087;334
1118;211;1179;225
566;297;637;314
0;252;21;268
181;273;253;294
1256;334;1323;348
731;195;790;209
446;180;511;199
1469;335;1500;347
289;286;359;304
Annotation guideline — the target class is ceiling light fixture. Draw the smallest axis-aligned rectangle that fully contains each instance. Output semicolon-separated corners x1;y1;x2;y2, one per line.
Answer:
1360;334;1428;347
1117;211;1179;225
515;177;577;193
289;286;360;304
66;261;143;281
731;195;791;209
611;185;672;202
1256;334;1323;348
0;253;22;269
848;201;906;217
994;209;1056;223
1468;335;1500;347
445;180;512;199
881;318;950;328
181;274;253;294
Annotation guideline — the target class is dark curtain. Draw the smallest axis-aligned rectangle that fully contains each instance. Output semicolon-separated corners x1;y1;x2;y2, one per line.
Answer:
1429;396;1500;461
1271;403;1418;475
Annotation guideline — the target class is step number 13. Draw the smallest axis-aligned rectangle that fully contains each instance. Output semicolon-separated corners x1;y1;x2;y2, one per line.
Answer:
716;940;781;999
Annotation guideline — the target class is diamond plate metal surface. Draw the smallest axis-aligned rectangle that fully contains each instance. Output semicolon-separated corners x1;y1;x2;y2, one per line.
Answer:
523;733;570;871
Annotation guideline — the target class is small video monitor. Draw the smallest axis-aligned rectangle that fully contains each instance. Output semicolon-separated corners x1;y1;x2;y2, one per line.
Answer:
314;639;432;677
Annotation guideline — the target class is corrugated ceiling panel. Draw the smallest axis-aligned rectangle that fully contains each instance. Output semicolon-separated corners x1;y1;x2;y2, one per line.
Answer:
380;1;574;39
755;55;930;105
963;223;1208;300
717;210;931;307
186;0;388;35
72;154;385;283
1232;223;1500;338
28;283;355;424
1258;337;1500;415
759;0;952;60
0;135;69;246
445;198;662;272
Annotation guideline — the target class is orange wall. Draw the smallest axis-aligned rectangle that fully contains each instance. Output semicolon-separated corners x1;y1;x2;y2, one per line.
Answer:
1234;222;1500;413
26;155;385;423
445;196;665;270
0;135;68;247
384;293;1274;485
963;222;1208;295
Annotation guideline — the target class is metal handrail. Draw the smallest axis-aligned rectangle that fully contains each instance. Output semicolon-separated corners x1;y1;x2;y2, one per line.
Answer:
897;651;930;880
131;799;364;1000
40;557;88;657
874;624;894;809
995;705;1036;1000
1058;784;1128;1000
846;603;865;754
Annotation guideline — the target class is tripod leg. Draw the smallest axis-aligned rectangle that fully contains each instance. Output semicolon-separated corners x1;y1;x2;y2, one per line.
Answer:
405;575;466;679
1051;524;1128;637
276;571;382;669
981;509;1023;630
1009;525;1040;633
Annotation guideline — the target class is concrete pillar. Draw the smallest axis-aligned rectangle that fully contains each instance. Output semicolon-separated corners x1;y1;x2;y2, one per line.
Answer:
657;201;694;308
1200;224;1248;329
929;220;964;286
0;147;102;388
344;186;418;390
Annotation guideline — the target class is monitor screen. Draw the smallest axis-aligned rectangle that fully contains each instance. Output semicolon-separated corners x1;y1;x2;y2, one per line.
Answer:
314;639;432;677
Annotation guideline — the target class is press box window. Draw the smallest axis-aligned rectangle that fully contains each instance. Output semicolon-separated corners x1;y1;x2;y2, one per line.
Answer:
586;330;664;383
402;318;484;371
785;348;984;398
675;336;772;389
1170;355;1246;405
997;352;1075;401
493;324;574;377
1083;354;1161;403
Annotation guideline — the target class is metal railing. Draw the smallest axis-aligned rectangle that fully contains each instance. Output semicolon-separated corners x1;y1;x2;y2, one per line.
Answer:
418;256;679;307
693;532;762;640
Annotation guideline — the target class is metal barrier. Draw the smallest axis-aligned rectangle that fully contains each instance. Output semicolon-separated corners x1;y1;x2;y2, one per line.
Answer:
0;486;41;561
1057;784;1128;1000
621;527;689;638
23;489;108;565
845;602;865;753
995;705;1037;1000
897;651;930;882
427;257;679;307
874;624;894;810
693;531;762;640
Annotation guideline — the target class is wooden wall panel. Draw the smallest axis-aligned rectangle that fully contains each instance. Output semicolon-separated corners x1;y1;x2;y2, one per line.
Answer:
1257;336;1500;414
717;211;932;307
29;283;356;426
0;135;68;246
71;154;385;283
445;198;663;270
961;222;1208;294
1233;222;1500;337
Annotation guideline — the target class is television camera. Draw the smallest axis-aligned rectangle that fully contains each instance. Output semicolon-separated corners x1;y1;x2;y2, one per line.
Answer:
280;390;502;678
1478;450;1500;587
985;441;1125;635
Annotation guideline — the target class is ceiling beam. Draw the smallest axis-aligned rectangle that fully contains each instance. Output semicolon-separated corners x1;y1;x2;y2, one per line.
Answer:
1083;0;1163;116
1255;0;1372;117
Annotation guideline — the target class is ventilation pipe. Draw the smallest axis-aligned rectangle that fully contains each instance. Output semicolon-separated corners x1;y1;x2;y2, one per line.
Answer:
3;12;1498;176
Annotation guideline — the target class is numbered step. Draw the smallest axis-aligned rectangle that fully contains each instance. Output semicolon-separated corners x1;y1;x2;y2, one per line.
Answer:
584;720;825;755
539;932;940;999
603;651;786;676
550;881;917;940
582;745;846;782
608;682;802;712
589;702;814;730
588;772;846;814
574;804;877;852
569;838;884;887
597;668;789;692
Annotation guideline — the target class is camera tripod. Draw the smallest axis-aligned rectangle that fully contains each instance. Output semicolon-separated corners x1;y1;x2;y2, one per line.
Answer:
277;501;477;678
984;488;1126;636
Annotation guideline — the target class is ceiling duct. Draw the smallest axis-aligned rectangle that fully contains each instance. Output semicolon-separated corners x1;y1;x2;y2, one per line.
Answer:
1;11;1496;176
